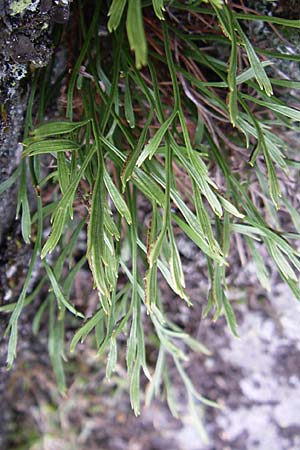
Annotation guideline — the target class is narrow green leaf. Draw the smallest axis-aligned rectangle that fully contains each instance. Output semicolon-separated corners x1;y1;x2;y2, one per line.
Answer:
262;142;281;208
222;294;238;336
57;152;70;195
188;394;209;443
130;359;141;416
169;229;190;303
124;73;135;128
137;112;176;166
121;108;153;187
171;191;224;262
282;196;300;233
108;0;127;32
236;62;273;85
212;264;223;317
32;298;49;335
6;196;43;369
270;78;300;89
194;186;217;251
145;263;158;312
30;120;90;138
133;168;165;205
0;166;21;195
224;6;238;126
87;147;111;309
163;368;179;418
41;206;68;258
43;261;84;318
242;94;300;121
152;0;165;19
145;347;165;406
106;338;118;379
104;208;121;240
70;309;104;352
23;139;79;157
17;160;30;244
126;0;147;69
104;169;132;224
246;238;270;291
127;315;137;372
239;28;273;96
174;357;221;408
1;278;46;315
49;307;66;395
41;144;96;258
189;150;223;217
21;195;31;244
218;195;244;218
183;335;211;356
265;239;298;282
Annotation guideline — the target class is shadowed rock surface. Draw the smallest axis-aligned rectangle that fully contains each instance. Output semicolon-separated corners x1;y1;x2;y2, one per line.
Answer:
0;1;70;447
0;0;70;243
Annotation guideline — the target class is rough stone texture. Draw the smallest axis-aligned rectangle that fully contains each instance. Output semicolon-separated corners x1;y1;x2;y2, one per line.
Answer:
0;2;70;447
211;282;300;450
5;264;300;450
0;0;71;243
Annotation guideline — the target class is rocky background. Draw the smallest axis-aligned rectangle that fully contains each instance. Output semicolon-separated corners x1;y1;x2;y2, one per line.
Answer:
4;240;300;450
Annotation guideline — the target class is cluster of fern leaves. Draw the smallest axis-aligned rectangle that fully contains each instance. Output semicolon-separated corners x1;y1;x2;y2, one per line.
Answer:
1;0;300;430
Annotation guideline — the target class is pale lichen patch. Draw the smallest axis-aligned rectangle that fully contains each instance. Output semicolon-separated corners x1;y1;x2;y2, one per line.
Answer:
9;0;40;16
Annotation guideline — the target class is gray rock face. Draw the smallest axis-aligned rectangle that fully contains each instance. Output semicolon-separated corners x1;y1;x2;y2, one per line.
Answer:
0;2;70;447
0;0;70;243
